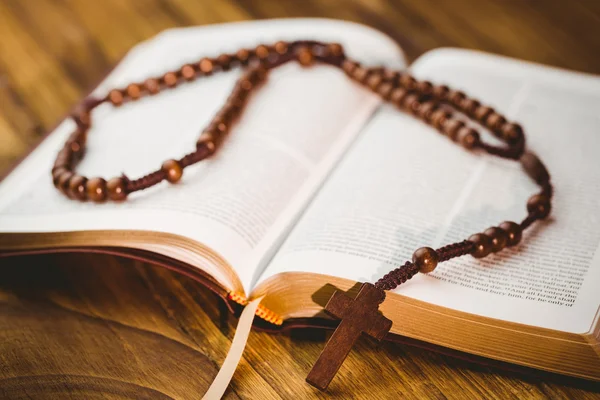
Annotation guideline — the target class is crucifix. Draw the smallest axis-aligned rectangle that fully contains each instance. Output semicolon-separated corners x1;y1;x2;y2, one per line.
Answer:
306;282;393;391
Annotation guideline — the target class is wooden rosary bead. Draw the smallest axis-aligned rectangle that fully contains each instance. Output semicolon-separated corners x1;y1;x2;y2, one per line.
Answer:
107;177;127;201
162;159;183;183
502;123;524;144
483;227;508;253
399;74;416;90
457;127;480;149
461;98;480;115
432;84;449;100
297;47;314;67
416;80;433;95
57;171;74;195
274;41;288;55
430;109;451;130
352;66;369;83
520;151;550;185
163;72;178;87
341;60;358;76
71;104;91;128
199;58;214;74
412;247;439;273
236;48;251;64
181;64;196;81
126;84;141;100
499;221;522;247
377;82;394;100
418;101;437;121
86;177;107;202
52;167;69;187
448;90;466;107
382;69;400;83
468;233;493;258
328;43;344;57
217;54;233;71
255;45;270;60
144;78;160;95
485;112;506;132
389;88;408;106
68;175;87;201
474;105;493;122
197;132;216;154
366;73;383;91
108;89;124;106
402;93;420;113
527;194;551;219
442;119;465;141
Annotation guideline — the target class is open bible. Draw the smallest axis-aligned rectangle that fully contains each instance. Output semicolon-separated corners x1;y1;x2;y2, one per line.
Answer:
1;19;599;382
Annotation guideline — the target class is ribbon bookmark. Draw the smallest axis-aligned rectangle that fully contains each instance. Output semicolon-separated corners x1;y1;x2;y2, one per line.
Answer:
203;296;264;400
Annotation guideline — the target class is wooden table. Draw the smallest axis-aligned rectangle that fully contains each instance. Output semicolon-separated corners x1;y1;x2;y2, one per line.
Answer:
1;1;599;398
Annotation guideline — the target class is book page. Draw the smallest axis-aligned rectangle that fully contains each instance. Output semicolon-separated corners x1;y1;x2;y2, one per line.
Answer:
0;20;406;294
258;49;600;333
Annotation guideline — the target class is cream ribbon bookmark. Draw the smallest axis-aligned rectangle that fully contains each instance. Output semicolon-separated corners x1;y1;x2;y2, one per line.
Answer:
203;296;264;400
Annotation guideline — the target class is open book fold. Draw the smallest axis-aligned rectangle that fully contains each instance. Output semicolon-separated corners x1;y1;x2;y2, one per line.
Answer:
1;19;599;381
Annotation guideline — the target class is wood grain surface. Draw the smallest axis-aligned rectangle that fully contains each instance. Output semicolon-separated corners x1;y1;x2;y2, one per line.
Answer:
1;1;600;398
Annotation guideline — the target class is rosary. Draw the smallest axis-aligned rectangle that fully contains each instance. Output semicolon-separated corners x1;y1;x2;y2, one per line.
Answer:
52;40;552;390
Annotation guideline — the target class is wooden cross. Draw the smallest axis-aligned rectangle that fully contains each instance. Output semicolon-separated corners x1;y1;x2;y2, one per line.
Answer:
306;282;392;391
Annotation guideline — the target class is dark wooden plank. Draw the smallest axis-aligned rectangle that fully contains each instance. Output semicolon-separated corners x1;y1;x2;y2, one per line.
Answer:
1;1;600;398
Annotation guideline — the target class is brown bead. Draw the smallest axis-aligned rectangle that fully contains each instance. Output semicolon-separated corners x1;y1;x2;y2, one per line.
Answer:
402;94;420;114
416;80;432;95
457;127;480;149
352;67;369;83
475;106;494;122
413;247;439;273
502;123;524;145
389;88;408;106
418;101;437;121
181;64;196;81
469;233;493;258
483;227;508;253
68;175;87;201
342;59;358;76
108;90;124;106
432;85;449;100
399;74;416;90
499;221;522;247
217;54;233;70
255;45;270;60
197;132;216;154
198;58;213;74
87;177;107;202
377;82;394;100
163;72;178;87
448;90;466;107
236;48;251;64
366;73;383;91
461;98;480;115
274;41;288;55
382;69;399;83
431;109;451;130
144;78;160;95
52;167;69;187
328;43;344;57
486;112;506;132
162;159;183;183
71;104;91;128
297;47;314;67
126;84;141;99
106;177;127;201
57;171;74;195
520;151;550;185
527;194;551;219
442;119;465;141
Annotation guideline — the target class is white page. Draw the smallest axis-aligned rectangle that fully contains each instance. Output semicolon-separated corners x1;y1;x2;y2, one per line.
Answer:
0;20;405;294
259;49;600;333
